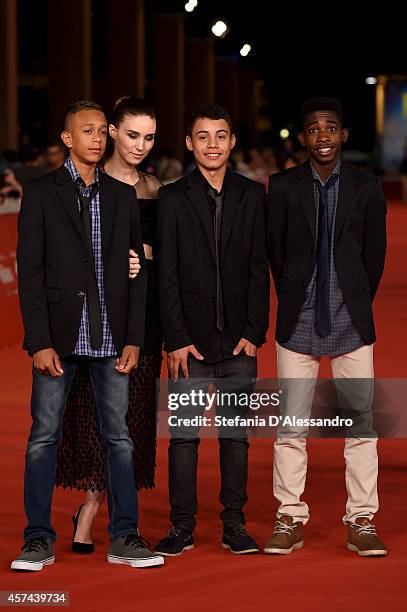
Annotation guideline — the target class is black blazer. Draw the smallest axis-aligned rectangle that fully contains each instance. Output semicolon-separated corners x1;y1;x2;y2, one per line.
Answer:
17;166;146;357
157;169;270;354
266;160;387;344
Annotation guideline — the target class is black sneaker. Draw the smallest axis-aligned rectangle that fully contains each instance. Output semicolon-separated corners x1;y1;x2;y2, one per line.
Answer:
11;537;55;571
155;527;194;557
222;525;259;555
108;534;164;568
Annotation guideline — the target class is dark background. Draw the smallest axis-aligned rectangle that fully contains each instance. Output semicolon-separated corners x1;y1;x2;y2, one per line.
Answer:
17;0;405;152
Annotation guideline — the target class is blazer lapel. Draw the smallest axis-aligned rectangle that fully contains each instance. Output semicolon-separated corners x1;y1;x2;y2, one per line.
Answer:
187;170;216;262
334;160;357;246
296;161;316;244
55;166;87;246
98;171;117;263
221;170;244;258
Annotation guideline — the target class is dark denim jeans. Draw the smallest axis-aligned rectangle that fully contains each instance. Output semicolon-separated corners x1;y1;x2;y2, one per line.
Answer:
168;353;257;532
23;358;138;542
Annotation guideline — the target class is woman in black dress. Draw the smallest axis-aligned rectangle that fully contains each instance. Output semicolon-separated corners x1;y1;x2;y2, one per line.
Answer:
55;97;163;549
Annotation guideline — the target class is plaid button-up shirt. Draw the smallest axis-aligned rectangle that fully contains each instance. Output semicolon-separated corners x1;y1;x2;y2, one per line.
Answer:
65;157;117;357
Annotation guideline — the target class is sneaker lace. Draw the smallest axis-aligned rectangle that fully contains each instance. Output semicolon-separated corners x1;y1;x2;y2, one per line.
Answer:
124;534;151;549
168;527;183;537
352;522;377;537
274;520;295;535
228;525;247;537
21;537;48;553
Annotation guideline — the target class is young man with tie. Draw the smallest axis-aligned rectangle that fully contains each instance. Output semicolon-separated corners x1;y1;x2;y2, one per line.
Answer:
12;101;163;571
265;98;387;557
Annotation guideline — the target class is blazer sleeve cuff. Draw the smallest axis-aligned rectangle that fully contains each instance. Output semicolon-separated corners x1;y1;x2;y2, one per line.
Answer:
242;327;267;349
26;340;54;357
125;332;145;349
163;333;193;353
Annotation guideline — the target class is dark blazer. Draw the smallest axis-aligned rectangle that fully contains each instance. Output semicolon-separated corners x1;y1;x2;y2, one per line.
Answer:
17;166;146;357
266;159;387;344
157;169;270;354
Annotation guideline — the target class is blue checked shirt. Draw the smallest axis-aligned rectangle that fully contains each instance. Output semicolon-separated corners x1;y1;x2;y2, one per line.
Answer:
281;159;364;356
65;157;117;357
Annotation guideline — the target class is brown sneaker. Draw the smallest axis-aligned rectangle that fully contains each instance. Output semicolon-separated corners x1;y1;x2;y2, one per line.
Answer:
347;517;387;557
264;515;304;555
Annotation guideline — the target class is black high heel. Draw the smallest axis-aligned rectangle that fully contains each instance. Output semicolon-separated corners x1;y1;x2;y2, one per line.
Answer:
72;504;94;554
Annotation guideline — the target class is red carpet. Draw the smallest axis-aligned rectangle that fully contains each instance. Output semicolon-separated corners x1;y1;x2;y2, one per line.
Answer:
0;202;406;610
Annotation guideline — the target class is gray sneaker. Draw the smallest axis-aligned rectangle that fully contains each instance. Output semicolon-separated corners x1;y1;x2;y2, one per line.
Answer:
108;534;164;568
11;537;55;571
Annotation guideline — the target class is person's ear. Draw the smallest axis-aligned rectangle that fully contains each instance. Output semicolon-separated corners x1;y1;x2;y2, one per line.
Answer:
230;134;236;150
186;134;193;152
342;128;349;143
298;132;306;147
61;130;72;149
109;124;117;140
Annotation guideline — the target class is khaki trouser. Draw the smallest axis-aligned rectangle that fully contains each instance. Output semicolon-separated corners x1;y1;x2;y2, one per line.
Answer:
273;343;378;525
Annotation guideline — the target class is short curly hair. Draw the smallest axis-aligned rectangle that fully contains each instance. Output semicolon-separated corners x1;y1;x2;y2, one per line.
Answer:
300;97;343;127
188;104;233;135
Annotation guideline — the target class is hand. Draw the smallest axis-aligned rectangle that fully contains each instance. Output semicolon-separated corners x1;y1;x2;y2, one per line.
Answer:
233;338;257;357
116;345;139;374
129;249;140;279
33;348;64;377
168;344;204;381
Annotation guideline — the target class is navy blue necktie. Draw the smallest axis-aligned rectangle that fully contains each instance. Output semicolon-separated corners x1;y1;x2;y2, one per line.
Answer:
315;173;339;338
76;183;103;349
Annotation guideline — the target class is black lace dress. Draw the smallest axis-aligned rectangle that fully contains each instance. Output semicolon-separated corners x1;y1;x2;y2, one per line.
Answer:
55;172;163;491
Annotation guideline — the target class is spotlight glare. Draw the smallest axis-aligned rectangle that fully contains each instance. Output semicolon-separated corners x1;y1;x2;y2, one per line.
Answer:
365;76;377;85
280;129;290;140
240;44;252;57
211;20;228;37
185;1;198;12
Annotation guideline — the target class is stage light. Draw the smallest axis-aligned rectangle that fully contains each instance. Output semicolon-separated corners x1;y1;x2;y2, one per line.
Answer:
280;129;290;140
211;20;228;38
185;1;198;12
365;77;377;85
240;44;251;57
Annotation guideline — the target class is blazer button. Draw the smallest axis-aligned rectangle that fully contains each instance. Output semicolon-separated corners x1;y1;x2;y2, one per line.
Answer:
77;291;85;298
82;256;88;263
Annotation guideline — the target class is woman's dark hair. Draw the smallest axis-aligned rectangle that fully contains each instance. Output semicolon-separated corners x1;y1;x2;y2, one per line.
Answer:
110;96;156;127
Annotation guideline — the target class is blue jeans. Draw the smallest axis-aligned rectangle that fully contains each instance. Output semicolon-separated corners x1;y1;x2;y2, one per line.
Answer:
24;358;138;542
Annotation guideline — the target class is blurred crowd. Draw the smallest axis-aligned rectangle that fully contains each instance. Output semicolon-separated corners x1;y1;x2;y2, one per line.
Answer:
0;143;66;200
1;136;310;205
228;139;309;187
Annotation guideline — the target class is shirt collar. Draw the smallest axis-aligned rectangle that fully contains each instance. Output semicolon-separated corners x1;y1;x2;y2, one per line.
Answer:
195;166;229;197
311;157;341;186
65;156;99;189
